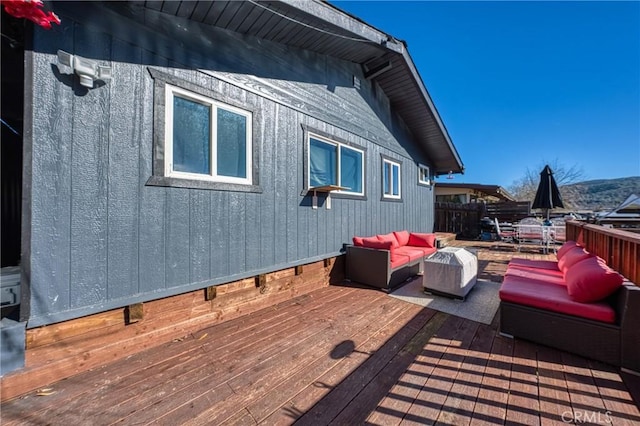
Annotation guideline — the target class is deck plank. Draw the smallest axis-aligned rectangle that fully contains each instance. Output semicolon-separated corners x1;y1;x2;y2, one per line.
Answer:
589;360;640;425
505;339;541;425
536;344;573;425
561;351;609;423
398;316;478;425
433;321;497;426
262;304;430;425
469;333;514;425
244;299;425;422
180;291;410;425
288;305;433;425
109;286;382;425
3;286;357;425
331;310;449;424
365;311;451;426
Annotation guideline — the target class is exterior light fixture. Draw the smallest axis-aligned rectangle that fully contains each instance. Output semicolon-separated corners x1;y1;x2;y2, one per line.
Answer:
57;50;111;88
446;170;454;179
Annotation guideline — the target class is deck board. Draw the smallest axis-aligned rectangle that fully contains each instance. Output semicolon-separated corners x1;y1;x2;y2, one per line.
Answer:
433;321;497;426
2;241;639;425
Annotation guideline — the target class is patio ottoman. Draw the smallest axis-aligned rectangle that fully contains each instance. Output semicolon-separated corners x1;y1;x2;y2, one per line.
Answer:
423;247;478;299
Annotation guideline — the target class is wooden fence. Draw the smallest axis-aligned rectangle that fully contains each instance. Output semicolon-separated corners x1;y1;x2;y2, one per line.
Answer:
484;201;532;223
434;201;532;239
566;221;640;285
434;202;484;239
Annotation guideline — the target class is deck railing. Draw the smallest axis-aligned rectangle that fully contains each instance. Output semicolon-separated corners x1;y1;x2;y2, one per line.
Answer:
566;221;639;285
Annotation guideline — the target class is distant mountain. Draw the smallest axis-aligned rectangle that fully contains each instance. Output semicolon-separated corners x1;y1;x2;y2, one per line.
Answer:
561;177;640;211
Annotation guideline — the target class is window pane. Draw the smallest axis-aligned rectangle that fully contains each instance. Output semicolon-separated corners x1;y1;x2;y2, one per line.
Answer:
309;138;337;187
217;108;247;178
340;147;362;193
383;162;390;194
419;167;428;182
173;96;210;174
392;164;399;195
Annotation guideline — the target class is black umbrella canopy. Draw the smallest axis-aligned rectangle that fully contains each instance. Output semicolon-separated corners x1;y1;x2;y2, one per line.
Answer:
532;165;564;217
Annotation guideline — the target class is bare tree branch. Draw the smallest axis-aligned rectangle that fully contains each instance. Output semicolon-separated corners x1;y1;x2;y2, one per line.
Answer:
508;159;586;209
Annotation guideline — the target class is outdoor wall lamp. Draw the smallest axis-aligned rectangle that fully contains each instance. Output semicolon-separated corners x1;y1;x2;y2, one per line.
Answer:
57;50;111;88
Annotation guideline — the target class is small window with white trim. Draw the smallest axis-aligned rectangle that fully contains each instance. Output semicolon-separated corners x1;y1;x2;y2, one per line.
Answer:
165;84;252;185
382;157;401;199
418;163;430;186
308;133;364;196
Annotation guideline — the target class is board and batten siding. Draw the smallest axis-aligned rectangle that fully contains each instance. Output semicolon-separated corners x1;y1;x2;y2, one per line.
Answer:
24;5;436;327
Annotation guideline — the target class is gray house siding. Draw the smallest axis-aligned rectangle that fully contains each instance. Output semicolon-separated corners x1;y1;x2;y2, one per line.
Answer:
24;3;436;327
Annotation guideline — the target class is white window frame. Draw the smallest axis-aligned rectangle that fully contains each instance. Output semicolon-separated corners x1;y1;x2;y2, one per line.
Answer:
382;158;402;200
307;133;365;196
418;163;431;186
164;84;253;185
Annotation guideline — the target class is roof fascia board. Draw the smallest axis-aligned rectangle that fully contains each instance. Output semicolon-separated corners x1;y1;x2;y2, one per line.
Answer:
276;0;405;54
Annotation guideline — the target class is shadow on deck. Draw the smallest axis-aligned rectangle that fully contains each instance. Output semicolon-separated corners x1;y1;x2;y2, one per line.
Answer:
1;241;639;425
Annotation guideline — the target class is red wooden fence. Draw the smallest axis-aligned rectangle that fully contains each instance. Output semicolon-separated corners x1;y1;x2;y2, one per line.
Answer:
566;221;640;285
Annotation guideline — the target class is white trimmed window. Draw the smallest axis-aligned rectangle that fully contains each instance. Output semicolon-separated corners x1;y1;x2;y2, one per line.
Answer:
382;158;401;199
165;84;252;185
308;134;364;196
418;163;430;186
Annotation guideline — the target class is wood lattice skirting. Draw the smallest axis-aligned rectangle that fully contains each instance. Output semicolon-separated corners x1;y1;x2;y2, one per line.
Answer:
0;256;345;401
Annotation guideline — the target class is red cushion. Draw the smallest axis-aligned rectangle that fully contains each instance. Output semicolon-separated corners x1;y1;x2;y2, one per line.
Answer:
408;232;436;248
509;258;559;271
415;246;437;258
393;230;411;246
352;236;364;247
377;232;400;248
395;246;426;262
361;237;391;250
557;240;580;260
499;275;616;323
390;254;410;269
565;256;624;303
505;265;565;284
557;246;593;274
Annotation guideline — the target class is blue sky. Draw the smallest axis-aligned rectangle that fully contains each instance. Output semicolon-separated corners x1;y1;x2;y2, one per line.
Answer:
333;1;640;188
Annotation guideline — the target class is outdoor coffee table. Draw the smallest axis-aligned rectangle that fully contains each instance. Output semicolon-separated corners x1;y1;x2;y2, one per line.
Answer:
423;247;478;299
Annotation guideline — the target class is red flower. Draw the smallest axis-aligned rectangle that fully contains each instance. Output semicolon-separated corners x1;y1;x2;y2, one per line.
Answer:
1;0;60;29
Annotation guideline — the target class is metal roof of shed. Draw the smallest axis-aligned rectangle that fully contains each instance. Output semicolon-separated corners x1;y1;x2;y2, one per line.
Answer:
435;182;516;202
139;0;464;175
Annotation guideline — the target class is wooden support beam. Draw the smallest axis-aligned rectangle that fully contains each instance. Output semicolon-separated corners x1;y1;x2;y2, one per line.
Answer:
205;286;217;301
324;258;332;268
256;274;266;288
125;303;144;324
364;60;392;80
295;265;303;276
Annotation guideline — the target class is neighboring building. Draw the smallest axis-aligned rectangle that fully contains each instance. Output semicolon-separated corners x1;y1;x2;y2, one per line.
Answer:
597;194;640;229
435;182;515;204
0;1;463;389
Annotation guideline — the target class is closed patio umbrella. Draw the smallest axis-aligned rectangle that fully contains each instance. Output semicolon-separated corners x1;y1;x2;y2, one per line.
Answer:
532;165;564;220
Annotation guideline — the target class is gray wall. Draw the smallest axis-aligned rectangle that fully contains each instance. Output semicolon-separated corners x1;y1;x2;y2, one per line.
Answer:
24;3;436;327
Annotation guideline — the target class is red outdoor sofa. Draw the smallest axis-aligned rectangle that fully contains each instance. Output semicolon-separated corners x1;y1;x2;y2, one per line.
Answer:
345;231;438;290
499;241;640;372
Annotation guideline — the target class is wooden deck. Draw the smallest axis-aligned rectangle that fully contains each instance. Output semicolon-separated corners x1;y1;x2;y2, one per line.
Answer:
2;241;639;425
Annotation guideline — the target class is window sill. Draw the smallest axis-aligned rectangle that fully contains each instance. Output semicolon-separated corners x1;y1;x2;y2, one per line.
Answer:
381;196;403;203
146;176;263;193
